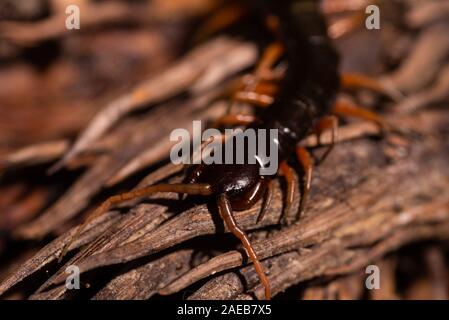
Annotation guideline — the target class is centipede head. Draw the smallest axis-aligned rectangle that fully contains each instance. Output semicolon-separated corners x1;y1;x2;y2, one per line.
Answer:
188;163;268;211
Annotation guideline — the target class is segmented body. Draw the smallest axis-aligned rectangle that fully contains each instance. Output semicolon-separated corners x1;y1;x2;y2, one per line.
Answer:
254;0;340;161
196;0;340;198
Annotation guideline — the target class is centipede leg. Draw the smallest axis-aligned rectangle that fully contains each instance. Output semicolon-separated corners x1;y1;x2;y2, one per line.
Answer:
341;73;403;101
254;42;284;80
328;11;365;39
332;101;389;129
322;0;373;15
223;81;279;114
335;101;414;138
279;161;298;224
59;183;212;262
227;42;284;113
194;2;247;42
223;70;282;101
296;146;313;218
313;115;339;164
257;179;273;223
212;114;256;128
217;194;271;300
226;43;284;93
232;91;275;108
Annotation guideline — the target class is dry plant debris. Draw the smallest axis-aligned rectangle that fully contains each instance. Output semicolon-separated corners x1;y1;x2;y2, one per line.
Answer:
0;0;448;300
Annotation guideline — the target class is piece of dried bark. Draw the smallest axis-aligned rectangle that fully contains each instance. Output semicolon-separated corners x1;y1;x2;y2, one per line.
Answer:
384;22;449;93
0;0;215;45
302;272;365;300
50;37;256;173
1;109;445;300
0;211;120;296
91;249;195;300
394;64;449;113
369;258;399;300
406;0;449;28
0;140;68;172
424;247;449;300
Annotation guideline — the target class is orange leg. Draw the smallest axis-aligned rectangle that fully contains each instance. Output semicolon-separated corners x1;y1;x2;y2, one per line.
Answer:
59;183;213;262
254;42;284;80
228;69;284;95
341;73;403;101
233;91;274;108
218;194;271;300
313;115;339;164
332;101;389;129
328;11;365;39
227;42;284;113
322;0;373;15
194;3;247;42
225;80;279;113
279;161;298;224
225;43;284;93
228;80;279;109
296;146;313;218
264;12;282;38
257;179;273;223
242;81;279;96
212;113;256;128
334;101;412;137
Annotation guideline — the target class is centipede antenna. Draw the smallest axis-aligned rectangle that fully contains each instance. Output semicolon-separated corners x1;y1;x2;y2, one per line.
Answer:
58;183;212;262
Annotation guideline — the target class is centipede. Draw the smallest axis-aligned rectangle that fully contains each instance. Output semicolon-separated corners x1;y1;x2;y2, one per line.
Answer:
60;0;394;300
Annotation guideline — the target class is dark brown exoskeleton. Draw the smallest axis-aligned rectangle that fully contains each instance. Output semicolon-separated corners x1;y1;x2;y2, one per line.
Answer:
60;0;392;300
